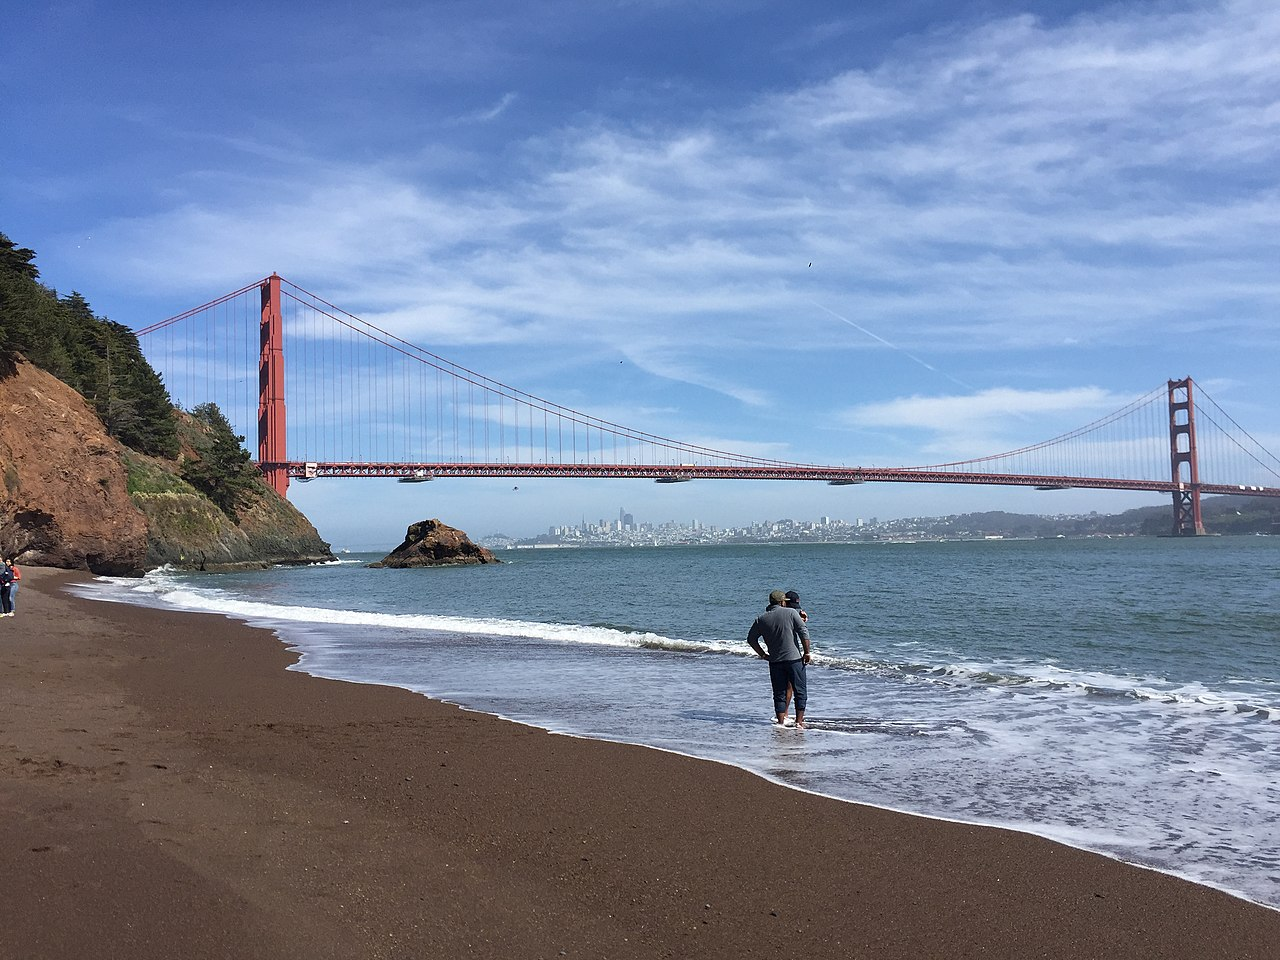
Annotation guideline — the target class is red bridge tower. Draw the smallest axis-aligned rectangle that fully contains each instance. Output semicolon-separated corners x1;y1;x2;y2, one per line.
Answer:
258;274;289;497
1167;377;1204;536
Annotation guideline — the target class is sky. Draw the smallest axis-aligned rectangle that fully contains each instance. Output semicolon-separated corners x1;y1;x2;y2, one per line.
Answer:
4;0;1278;548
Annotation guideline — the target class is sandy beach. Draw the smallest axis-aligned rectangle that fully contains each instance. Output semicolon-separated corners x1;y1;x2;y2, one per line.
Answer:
3;567;1277;959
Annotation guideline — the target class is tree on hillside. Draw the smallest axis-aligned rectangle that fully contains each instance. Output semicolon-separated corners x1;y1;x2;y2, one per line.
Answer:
181;402;262;521
0;230;179;458
0;235;57;361
0;235;38;281
87;319;179;458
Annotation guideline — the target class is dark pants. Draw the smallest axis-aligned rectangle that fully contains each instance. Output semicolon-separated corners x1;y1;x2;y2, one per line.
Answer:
0;585;10;614
769;658;807;714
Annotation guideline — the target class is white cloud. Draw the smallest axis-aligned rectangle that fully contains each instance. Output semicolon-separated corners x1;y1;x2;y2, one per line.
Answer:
72;0;1280;456
463;92;519;124
843;385;1123;438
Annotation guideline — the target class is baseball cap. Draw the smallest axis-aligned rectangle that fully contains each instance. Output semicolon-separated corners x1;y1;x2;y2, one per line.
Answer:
768;589;787;605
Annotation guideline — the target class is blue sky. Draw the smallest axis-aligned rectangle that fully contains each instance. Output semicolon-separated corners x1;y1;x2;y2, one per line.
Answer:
4;0;1278;547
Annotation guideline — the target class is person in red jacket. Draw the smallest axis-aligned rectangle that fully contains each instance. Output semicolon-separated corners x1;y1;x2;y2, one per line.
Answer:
5;559;19;615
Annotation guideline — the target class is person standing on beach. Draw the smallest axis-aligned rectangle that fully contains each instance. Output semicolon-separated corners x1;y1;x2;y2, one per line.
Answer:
0;560;13;617
747;589;812;728
4;559;19;615
781;590;808;718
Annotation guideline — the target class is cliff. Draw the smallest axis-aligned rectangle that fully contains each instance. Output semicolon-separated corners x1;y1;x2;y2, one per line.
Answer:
369;519;500;568
0;358;332;574
125;449;334;571
0;358;149;573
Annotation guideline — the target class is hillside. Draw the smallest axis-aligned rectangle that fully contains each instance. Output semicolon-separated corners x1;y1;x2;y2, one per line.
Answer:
872;498;1280;540
0;230;332;574
0;358;332;573
0;357;148;573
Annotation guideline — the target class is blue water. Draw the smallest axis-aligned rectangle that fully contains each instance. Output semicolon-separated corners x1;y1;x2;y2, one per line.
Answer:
81;536;1280;909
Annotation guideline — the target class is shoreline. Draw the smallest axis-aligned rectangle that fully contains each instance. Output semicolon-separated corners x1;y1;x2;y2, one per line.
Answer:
6;567;1279;959
92;563;1275;911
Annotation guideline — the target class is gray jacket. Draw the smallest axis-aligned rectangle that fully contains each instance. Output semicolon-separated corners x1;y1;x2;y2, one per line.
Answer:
747;604;809;662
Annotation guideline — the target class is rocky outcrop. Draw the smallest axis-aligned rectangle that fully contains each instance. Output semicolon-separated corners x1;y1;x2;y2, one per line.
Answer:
0;360;149;574
369;519;500;568
130;457;333;571
0;357;333;574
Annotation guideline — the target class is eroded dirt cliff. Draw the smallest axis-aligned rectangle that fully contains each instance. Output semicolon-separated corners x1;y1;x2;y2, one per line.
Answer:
0;358;332;574
0;359;149;573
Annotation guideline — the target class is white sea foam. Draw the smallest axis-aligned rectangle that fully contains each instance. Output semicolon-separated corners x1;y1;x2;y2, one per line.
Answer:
808;649;1280;720
80;571;743;658
80;569;1280;721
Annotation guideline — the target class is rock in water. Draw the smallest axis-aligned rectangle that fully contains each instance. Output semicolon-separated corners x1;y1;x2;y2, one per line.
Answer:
369;519;500;568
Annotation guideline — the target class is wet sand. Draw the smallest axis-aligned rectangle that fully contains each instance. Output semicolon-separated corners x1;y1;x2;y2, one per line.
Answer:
3;567;1277;959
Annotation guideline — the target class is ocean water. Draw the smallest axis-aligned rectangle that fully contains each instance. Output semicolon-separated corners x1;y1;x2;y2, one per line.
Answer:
78;536;1280;909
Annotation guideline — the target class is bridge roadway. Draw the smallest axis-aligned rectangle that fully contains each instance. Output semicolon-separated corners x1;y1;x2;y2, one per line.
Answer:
280;461;1280;498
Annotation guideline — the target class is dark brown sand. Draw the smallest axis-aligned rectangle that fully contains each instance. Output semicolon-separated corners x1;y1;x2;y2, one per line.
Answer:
3;568;1277;959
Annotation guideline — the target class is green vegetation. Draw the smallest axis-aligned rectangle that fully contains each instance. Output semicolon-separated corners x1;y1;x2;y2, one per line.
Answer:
136;491;232;542
0;231;178;458
122;449;199;497
180;402;262;521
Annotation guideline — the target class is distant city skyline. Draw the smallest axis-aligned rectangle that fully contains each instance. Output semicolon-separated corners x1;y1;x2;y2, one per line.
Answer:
306;474;1176;550
550;505;867;536
481;501;1148;549
478;495;1280;548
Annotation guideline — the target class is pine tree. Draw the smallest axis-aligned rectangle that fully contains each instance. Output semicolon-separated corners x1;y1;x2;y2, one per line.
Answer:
0;230;178;457
181;402;261;521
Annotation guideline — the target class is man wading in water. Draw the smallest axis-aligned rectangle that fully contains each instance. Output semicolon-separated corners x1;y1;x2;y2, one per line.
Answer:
747;589;812;728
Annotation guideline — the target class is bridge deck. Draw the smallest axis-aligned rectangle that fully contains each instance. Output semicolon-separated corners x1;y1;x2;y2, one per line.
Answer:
278;461;1280;498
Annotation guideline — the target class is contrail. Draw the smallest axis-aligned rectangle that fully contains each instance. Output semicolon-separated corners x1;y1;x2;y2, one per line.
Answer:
808;300;975;390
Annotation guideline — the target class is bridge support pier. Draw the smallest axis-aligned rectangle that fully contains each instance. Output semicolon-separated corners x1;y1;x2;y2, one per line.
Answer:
1167;377;1204;536
258;273;289;497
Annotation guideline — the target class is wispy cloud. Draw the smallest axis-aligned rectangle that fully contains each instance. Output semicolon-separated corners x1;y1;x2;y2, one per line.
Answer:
845;386;1122;433
75;0;1280;423
831;386;1139;469
458;92;519;124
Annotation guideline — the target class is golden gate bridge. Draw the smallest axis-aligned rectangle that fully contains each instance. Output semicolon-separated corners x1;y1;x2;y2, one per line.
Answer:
136;274;1280;536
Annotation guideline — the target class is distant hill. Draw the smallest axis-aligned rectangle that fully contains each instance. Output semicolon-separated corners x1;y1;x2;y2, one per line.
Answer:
1145;495;1280;536
910;497;1280;539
